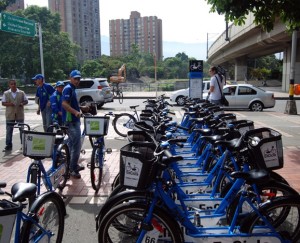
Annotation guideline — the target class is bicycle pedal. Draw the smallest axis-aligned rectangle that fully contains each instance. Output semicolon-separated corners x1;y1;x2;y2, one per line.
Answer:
106;148;112;154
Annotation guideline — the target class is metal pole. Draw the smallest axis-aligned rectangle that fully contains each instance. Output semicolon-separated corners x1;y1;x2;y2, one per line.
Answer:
206;33;208;60
38;23;45;77
284;30;298;115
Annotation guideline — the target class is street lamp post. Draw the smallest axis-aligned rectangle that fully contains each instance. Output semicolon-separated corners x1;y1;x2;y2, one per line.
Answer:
206;33;219;61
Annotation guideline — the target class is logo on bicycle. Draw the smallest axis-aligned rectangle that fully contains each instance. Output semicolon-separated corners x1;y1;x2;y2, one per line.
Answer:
125;162;140;176
261;142;280;167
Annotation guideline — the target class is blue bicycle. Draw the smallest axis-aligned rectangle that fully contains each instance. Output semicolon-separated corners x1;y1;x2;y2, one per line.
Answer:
0;181;65;242
84;114;111;191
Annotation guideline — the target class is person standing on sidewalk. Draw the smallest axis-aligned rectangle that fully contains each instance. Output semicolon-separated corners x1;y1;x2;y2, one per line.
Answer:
61;70;88;178
208;66;224;105
1;79;28;152
32;74;55;132
50;81;65;126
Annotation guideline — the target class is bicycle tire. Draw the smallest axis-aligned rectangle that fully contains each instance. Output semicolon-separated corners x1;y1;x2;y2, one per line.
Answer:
96;190;149;229
111;172;120;190
113;113;137;137
240;196;300;242
20;192;65;243
98;202;184;243
56;144;70;191
226;180;299;225
91;147;103;191
109;184;126;199
118;90;123;104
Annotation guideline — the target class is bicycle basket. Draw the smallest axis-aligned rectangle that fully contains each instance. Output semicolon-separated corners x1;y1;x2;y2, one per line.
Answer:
0;199;19;242
219;114;237;124
127;130;156;143
84;116;110;136
212;107;224;116
229;120;254;135
119;142;157;189
244;127;283;170
23;131;56;158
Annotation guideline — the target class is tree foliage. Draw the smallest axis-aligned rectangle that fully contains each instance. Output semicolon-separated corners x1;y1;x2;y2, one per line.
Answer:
0;0;16;12
0;6;78;82
205;0;300;32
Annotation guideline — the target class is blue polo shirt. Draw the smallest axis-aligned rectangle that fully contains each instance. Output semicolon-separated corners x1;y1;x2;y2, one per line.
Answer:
35;83;55;111
62;83;80;123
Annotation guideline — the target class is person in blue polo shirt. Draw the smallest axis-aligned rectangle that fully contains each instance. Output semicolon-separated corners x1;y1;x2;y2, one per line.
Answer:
50;81;65;126
62;70;89;179
32;74;55;132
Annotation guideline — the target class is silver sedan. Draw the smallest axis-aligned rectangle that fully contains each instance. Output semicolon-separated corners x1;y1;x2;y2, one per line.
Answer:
205;84;276;111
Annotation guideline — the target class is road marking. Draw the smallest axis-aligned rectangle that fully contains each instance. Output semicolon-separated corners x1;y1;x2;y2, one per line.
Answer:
254;121;293;137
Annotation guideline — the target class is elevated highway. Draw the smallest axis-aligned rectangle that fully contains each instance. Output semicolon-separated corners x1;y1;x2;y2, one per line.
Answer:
207;13;300;91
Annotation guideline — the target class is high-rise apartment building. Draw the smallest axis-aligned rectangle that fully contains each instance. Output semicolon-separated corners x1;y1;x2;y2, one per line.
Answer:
48;0;101;63
6;0;24;11
110;11;162;60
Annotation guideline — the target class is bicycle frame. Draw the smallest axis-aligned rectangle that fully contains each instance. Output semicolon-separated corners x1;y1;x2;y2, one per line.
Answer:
135;175;284;242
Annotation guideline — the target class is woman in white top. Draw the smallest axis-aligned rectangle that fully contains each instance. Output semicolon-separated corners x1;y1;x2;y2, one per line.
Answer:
208;66;224;105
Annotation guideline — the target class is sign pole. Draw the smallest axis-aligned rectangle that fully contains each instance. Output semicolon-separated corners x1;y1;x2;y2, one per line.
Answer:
38;23;45;77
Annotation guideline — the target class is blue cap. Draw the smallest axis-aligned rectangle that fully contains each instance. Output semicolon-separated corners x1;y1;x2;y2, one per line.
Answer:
55;81;65;87
32;74;44;80
70;70;81;78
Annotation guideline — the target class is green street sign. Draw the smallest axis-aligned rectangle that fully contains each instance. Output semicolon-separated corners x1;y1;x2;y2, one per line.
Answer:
0;12;36;37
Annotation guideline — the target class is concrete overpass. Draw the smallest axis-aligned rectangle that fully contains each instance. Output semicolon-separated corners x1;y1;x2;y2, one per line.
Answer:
207;13;300;92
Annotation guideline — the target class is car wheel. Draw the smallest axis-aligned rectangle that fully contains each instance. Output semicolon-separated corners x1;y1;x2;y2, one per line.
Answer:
97;103;104;109
80;97;93;104
176;96;185;106
250;101;263;111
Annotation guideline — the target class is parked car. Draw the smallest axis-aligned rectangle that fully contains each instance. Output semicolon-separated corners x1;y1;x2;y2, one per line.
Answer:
204;84;275;111
95;78;114;105
169;81;210;106
60;78;113;109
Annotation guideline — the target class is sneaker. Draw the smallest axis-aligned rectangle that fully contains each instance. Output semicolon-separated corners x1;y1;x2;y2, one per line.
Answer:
70;171;81;179
76;164;85;171
2;146;12;152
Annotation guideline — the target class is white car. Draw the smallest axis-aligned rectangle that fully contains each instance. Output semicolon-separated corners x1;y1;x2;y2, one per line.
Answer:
204;84;275;111
170;81;210;106
61;78;113;109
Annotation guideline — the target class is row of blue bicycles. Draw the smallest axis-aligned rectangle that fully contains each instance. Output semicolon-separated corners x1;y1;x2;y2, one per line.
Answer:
95;96;300;243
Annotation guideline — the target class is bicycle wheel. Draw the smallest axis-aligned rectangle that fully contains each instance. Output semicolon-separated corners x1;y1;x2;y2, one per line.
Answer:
111;172;120;190
56;144;70;191
21;192;65;243
226;180;299;225
91;147;103;191
98;202;184;243
240;196;300;242
96;190;149;229
113;114;137;137
118;90;123;104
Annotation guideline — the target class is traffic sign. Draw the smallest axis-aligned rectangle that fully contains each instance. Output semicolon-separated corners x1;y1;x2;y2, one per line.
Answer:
0;12;36;37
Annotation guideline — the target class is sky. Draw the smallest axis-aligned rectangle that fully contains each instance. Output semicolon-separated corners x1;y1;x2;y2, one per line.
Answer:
24;0;227;59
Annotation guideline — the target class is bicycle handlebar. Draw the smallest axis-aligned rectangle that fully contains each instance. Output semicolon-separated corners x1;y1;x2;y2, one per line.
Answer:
8;122;30;131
